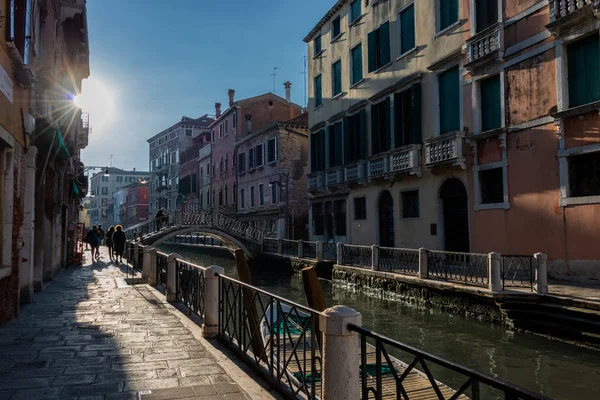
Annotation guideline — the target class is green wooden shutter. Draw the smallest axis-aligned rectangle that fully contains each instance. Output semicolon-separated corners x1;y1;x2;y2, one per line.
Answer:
319;130;326;171
352;44;363;84
384;97;392;152
439;67;460;134
311;134;318;172
400;5;415;54
368;31;376;72
333;61;342;96
379;22;391;66
570;34;600;107
343;117;351;164
394;92;403;149
358;109;367;159
586;35;600;104
440;0;458;31
411;82;422;144
481;75;501;131
335;123;344;166
371;104;379;155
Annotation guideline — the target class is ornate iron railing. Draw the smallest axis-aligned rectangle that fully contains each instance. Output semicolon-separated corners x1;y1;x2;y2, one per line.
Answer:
263;238;279;254
282;239;298;257
502;255;534;291
427;250;489;286
379;247;419;276
176;259;206;317
341;245;372;268
156;251;168;293
348;324;550;400
302;241;317;260
219;275;323;399
323;243;337;261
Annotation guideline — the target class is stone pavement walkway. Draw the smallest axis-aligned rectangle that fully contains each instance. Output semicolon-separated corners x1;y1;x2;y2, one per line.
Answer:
548;279;600;304
0;249;275;400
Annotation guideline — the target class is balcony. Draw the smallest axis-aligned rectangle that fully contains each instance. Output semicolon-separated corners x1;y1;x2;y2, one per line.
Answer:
308;171;325;191
389;144;422;177
465;22;503;72
547;1;600;37
424;131;466;169
367;154;389;179
326;167;344;188
78;112;90;149
344;161;367;184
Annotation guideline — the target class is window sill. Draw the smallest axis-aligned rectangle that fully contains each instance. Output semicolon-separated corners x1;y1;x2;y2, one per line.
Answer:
348;14;365;27
331;33;344;43
373;62;392;74
396;47;417;62
332;92;344;100
248;168;255;173
267;161;277;166
474;202;510;211
560;196;600;207
313;49;326;60
435;20;461;38
401;216;420;220
257;165;264;170
350;78;366;89
314;104;324;111
0;266;11;281
551;100;600;120
372;0;388;6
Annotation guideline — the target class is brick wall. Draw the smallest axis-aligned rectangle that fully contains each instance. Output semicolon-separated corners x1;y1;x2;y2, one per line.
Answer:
279;130;309;239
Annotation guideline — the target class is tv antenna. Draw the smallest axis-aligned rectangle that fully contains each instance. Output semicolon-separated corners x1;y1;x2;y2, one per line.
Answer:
271;67;281;93
109;154;113;167
298;56;307;107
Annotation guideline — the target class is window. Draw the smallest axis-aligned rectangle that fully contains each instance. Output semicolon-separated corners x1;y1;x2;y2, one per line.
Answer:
271;184;278;204
568;34;600;108
211;130;215;143
225;120;229;135
394;83;422;147
116;176;122;182
102;176;108;182
350;0;362;24
8;0;32;64
238;152;246;173
248;148;255;170
311;129;326;172
219;124;223;138
219;189;223;206
371;98;391;155
315;74;323;107
351;44;363;85
332;15;341;40
259;184;264;206
225;185;228;205
334;200;347;236
240;189;245;208
186;129;192;136
439;0;458;31
250;186;255;207
225;153;229;171
256;144;264;167
399;4;415;56
401;190;419;218
220;156;223;171
102;210;107;218
475;0;498;33
345;110;367;163
267;138;277;163
332;60;342;97
439;66;460;134
314;34;322;56
354;197;366;220
480;75;501;132
368;21;390;72
328;121;343;167
569;152;600;197
102;198;108;207
313;203;325;235
102;187;108;195
480;168;504;204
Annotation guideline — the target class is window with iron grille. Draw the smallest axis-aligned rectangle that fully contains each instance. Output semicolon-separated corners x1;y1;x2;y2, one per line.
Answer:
569;152;600;197
401;190;419;218
480;167;504;204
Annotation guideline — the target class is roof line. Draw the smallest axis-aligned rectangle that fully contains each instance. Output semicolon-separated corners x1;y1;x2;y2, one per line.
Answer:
303;0;347;43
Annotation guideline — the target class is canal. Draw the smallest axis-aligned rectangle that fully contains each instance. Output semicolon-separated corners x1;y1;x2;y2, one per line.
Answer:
159;244;600;399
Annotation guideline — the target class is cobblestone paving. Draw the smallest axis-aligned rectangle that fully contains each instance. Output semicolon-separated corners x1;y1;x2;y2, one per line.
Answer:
0;252;250;399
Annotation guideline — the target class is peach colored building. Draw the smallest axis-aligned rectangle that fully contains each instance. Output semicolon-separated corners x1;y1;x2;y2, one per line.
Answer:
464;0;600;280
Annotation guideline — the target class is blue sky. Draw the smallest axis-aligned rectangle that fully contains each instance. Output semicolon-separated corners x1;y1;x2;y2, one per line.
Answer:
80;0;332;172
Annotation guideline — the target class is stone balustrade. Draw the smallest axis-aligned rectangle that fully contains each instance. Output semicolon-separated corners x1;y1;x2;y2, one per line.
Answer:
466;22;503;67
424;131;466;168
308;171;325;190
550;0;595;22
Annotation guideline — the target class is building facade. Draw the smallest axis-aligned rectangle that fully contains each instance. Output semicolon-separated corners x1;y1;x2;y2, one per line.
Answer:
179;132;210;211
304;0;467;249
198;143;212;210
236;113;310;239
123;182;150;227
147;115;213;215
89;168;149;228
209;89;303;215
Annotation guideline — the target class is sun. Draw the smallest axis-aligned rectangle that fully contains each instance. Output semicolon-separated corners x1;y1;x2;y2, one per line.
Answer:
74;77;116;131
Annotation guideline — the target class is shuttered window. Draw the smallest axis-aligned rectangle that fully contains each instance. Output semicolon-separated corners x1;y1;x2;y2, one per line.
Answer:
351;44;363;85
267;138;277;163
439;0;458;31
394;82;422;148
371;97;391;155
480;75;501;132
311;130;327;172
344;109;367;163
568;34;600;108
368;22;391;72
332;16;341;39
439;66;460;134
328;122;344;167
315;74;323;107
399;4;415;55
314;34;322;55
350;0;361;23
332;60;342;96
475;0;498;33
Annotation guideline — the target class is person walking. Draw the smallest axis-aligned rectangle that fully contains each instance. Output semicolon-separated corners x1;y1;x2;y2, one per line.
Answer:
106;226;115;262
112;225;127;264
154;208;164;232
97;225;105;246
85;226;100;262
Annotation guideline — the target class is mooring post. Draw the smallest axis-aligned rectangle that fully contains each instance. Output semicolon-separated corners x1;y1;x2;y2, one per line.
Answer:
320;306;361;400
142;246;155;281
316;241;324;261
371;245;379;271
534;252;548;294
337;242;343;265
298;240;303;258
418;248;428;279
488;252;502;293
202;265;224;337
166;253;181;301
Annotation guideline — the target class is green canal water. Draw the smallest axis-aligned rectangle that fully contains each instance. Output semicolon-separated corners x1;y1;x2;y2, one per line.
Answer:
159;244;600;399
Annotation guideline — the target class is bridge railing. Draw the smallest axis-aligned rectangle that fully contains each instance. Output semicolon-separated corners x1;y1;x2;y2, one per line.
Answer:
175;258;207;317
340;244;373;269
261;238;337;261
156;251;168;293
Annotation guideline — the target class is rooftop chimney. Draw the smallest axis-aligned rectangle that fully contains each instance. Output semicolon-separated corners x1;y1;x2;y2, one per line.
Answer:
215;102;222;119
284;81;291;103
228;89;235;107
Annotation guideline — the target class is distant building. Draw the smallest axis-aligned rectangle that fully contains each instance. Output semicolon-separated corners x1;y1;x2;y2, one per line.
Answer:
147;115;214;214
235;111;309;239
179;132;211;211
80;198;91;229
198;144;212;210
123;182;150;227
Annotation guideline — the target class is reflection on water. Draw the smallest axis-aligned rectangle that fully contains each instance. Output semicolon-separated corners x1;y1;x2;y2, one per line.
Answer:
160;244;600;400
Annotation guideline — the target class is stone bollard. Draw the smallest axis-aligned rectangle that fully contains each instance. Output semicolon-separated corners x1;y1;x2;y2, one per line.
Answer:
488;252;502;293
147;248;158;285
277;238;283;255
316;241;324;261
371;245;379;271
298;240;304;258
133;244;139;269
166;253;182;301
142;246;155;281
337;242;343;265
320;306;361;400
534;253;548;294
418;248;428;279
202;265;224;337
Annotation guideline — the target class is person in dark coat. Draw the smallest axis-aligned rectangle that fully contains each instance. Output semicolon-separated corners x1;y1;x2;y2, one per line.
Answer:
112;225;127;264
85;226;100;261
106;226;115;262
154;208;164;231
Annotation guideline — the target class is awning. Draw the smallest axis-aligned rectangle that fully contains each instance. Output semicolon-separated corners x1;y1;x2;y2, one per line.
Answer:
73;181;80;196
33;118;71;162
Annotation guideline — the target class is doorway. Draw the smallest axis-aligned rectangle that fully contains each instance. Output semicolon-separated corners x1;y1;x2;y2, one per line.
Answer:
378;190;395;247
439;178;469;252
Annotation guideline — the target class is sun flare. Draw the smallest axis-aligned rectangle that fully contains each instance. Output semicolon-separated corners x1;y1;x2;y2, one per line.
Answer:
74;77;117;131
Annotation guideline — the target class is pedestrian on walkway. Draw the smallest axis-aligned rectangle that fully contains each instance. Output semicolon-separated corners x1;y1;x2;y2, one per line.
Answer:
85;226;100;261
97;225;105;246
112;225;127;264
106;226;115;262
154;208;165;231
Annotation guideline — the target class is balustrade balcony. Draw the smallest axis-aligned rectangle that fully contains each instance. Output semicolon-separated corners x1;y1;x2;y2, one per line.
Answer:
326;167;344;187
547;0;600;36
389;144;422;177
308;171;325;191
367;154;389;179
344;160;367;183
424;131;466;169
465;22;503;71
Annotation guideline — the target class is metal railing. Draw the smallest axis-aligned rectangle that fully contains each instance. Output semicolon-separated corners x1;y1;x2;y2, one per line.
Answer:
323;243;336;261
156;251;168;293
282;239;298;257
302;241;317;260
502;255;534;291
348;324;550;400
428;250;489;286
379;247;419;276
341;244;372;269
176;259;206;317
219;275;323;399
263;238;279;254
